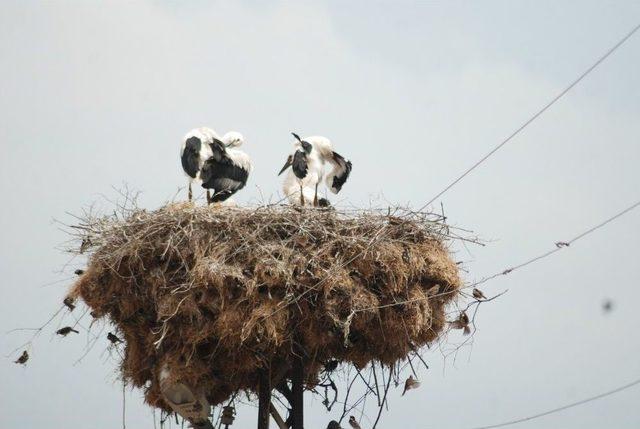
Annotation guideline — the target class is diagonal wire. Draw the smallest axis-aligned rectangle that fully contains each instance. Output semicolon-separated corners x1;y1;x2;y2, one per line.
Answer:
418;22;640;212
470;199;640;288
451;202;640;429
463;377;640;429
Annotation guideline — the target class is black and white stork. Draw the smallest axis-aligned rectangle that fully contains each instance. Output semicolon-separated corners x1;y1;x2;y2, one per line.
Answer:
180;127;218;202
278;133;352;206
180;128;251;204
200;131;252;204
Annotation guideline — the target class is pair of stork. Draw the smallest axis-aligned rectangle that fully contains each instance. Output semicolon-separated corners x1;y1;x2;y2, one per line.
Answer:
180;127;352;207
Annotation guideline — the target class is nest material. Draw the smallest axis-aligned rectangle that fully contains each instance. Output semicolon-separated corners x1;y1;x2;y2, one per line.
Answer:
68;203;462;411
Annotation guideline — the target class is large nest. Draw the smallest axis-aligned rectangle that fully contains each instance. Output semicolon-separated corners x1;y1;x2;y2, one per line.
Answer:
67;203;462;411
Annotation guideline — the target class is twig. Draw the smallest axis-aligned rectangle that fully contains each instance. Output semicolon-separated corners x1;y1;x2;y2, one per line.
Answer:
372;367;392;429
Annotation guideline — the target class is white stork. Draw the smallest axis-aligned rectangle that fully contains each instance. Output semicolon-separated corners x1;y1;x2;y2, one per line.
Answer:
199;131;252;204
180;128;251;204
278;133;352;206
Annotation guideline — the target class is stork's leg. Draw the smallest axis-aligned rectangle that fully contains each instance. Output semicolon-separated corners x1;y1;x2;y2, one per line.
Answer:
188;183;193;202
313;183;319;207
206;190;211;205
299;184;305;206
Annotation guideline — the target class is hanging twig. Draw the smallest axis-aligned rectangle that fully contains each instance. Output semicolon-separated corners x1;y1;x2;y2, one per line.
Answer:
339;371;359;424
372;367;392;429
122;377;127;429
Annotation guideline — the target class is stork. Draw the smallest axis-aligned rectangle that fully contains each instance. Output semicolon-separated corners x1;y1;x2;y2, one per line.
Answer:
180;127;218;202
200;132;252;204
278;133;352;206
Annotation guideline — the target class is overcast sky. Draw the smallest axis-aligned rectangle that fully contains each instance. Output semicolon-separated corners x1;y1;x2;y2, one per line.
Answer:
1;1;640;428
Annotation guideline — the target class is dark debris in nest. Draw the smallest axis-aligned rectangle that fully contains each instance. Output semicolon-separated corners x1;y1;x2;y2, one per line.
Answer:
65;202;465;412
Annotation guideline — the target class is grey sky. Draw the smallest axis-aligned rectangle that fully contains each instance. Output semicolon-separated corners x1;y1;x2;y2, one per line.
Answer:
1;1;639;428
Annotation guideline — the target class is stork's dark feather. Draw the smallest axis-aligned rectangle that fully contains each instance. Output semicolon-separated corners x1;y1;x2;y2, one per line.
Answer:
292;150;308;179
200;141;249;202
329;151;352;192
278;150;309;179
208;138;227;162
283;132;312;179
181;136;202;179
300;140;312;154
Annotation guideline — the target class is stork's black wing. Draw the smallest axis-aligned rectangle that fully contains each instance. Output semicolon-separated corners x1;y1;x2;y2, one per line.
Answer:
329;151;352;193
181;136;202;178
278;150;308;179
209;138;226;162
201;142;249;202
291;150;308;180
199;139;226;184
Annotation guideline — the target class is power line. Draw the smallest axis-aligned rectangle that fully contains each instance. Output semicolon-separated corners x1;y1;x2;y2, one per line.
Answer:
464;377;640;429
418;22;640;212
430;202;640;429
471;199;640;288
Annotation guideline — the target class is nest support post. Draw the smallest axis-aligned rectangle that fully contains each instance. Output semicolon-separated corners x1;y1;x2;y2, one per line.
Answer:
258;368;272;429
291;354;304;429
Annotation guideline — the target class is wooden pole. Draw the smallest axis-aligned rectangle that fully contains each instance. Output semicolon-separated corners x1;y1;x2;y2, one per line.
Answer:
258;369;271;429
291;355;304;429
269;402;288;429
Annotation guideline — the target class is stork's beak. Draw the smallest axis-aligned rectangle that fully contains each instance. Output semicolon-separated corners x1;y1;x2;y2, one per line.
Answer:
278;156;293;176
291;132;302;142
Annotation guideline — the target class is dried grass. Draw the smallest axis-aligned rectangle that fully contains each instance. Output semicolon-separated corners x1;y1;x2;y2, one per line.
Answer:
66;202;463;411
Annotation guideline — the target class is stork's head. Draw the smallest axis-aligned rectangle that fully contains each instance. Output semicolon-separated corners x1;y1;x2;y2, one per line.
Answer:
222;131;245;148
292;132;312;154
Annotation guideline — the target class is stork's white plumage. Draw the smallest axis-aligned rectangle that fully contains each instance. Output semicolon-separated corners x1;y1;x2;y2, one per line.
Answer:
282;173;330;207
279;133;352;206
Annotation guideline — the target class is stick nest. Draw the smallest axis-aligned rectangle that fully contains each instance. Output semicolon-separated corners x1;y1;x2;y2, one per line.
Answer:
67;202;462;411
